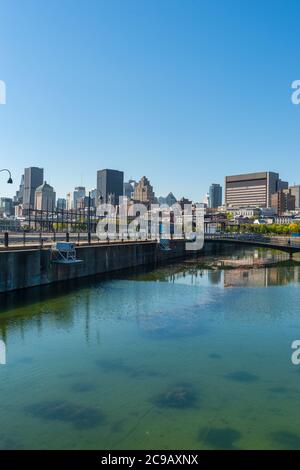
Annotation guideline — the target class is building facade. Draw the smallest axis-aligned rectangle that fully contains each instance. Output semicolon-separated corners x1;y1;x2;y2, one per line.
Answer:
73;187;86;209
14;174;24;204
271;189;295;215
123;180;137;200
132;176;156;205
34;182;56;212
97;169;124;205
0;197;14;217
230;207;261;219
178;197;192;209
290;185;300;209
209;183;222;208
66;192;72;210
23;167;44;211
225;172;280;208
278;179;289;190
56;198;66;210
76;196;91;210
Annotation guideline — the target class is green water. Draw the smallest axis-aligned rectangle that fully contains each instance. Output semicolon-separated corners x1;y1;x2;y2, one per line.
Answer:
1;248;300;450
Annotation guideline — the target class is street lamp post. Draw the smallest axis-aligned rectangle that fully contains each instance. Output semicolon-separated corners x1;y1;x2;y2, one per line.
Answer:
88;191;91;244
0;169;13;184
0;169;13;248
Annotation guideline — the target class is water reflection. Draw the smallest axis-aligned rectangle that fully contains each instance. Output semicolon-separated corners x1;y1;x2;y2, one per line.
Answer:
125;247;300;289
1;248;300;344
223;266;300;288
0;247;300;449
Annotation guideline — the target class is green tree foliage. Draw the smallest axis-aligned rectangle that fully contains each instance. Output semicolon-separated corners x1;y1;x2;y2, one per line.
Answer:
225;222;300;235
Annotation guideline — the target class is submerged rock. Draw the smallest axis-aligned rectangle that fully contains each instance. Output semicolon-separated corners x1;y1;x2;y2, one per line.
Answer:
152;385;198;409
25;400;105;429
199;427;241;449
224;371;259;383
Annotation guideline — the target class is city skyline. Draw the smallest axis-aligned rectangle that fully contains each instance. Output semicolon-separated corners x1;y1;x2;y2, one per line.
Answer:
1;164;298;210
1;1;300;200
3;166;197;205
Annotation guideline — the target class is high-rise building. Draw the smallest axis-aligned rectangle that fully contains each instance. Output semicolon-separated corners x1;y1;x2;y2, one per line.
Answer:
90;188;97;200
34;182;56;211
97;169;124;205
132;176;156;205
271;189;295;215
290;185;300;209
209;183;222;208
0;197;13;217
123;182;134;199
89;189;98;208
225;172;280;208
23;167;44;211
56;198;66;210
123;180;137;199
76;196;91;210
14;174;24;204
73;187;86;209
203;193;210;207
278;179;289;190
66;192;72;210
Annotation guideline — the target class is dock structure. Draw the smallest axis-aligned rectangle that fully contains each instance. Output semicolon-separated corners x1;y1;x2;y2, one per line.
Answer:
0;239;200;293
205;233;300;257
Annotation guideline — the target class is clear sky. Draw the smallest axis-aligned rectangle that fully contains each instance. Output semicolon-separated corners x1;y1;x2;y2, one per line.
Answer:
1;0;300;201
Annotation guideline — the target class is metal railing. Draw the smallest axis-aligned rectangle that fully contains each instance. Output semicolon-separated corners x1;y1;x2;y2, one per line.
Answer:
205;232;300;248
0;231;186;249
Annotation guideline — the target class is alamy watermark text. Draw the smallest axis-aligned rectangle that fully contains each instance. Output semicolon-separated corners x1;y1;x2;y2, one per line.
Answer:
0;340;6;365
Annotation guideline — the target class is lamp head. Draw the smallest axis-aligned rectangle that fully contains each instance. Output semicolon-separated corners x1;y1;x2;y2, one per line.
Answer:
7;177;13;184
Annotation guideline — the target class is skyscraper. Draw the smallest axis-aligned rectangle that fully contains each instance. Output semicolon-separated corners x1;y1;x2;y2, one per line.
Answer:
0;198;13;216
56;198;67;210
73;187;86;209
209;184;222;208
225;172;280;208
123;180;137;199
97;169;124;205
290;185;300;209
14;174;24;204
66;192;73;210
34;182;56;211
23;167;44;212
89;189;98;208
271;189;295;215
132;176;157;205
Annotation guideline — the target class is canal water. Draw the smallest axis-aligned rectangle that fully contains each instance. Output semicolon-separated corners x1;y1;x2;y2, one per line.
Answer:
0;247;300;450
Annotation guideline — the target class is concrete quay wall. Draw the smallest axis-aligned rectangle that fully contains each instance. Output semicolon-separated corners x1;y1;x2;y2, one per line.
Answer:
0;240;197;293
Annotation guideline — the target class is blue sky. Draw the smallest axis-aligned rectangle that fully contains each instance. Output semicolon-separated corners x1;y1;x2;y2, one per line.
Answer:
1;0;300;200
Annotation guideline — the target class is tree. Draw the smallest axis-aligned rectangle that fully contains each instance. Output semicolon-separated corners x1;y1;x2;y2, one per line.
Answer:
289;223;299;234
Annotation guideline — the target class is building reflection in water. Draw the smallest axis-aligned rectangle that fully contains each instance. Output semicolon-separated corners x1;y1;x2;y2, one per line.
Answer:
223;266;300;288
1;248;300;344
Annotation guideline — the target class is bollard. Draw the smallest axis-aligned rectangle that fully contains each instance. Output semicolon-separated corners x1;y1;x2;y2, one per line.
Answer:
4;232;8;248
66;232;70;242
23;231;26;246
